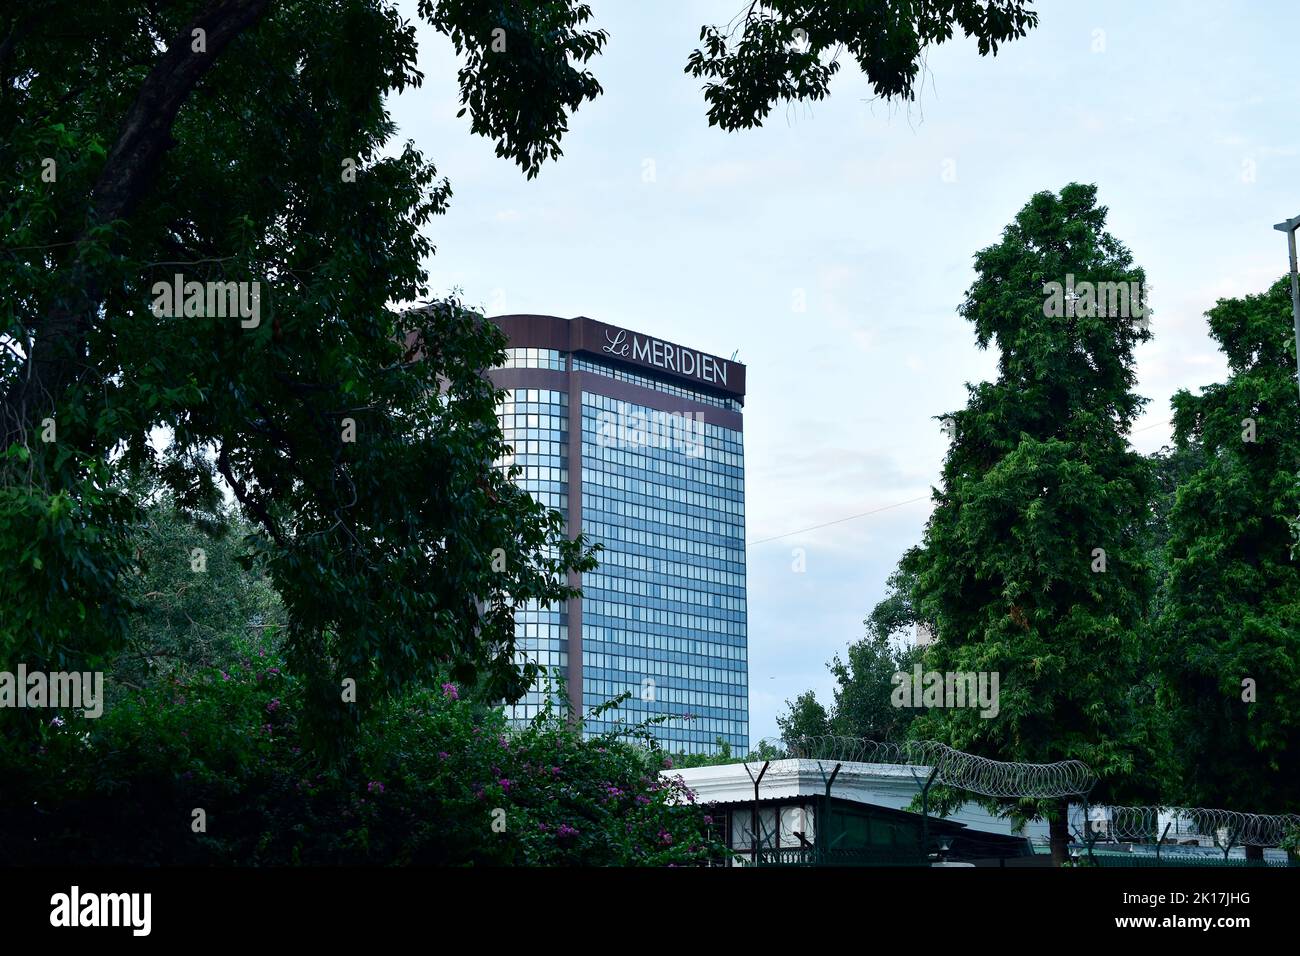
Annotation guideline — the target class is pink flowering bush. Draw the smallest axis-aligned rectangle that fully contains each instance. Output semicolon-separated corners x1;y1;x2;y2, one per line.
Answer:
0;643;723;866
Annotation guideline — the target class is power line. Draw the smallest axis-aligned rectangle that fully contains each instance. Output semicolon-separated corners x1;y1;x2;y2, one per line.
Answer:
744;419;1175;549
746;494;930;548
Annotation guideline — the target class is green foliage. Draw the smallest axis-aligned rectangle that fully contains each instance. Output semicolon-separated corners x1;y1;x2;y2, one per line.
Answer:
670;737;785;769
777;689;830;746
114;491;286;696
831;631;922;742
1157;276;1300;813
774;617;922;748
1145;441;1208;606
686;0;1039;130
0;455;137;741
1;1;596;745
0;642;723;865
866;559;926;643
419;0;608;178
905;184;1155;810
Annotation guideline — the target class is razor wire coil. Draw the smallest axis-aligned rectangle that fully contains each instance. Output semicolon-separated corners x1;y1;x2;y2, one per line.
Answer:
756;738;1300;846
1074;805;1300;848
768;735;1096;799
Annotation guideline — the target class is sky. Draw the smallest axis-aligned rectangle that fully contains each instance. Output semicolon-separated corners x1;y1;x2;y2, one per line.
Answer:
386;0;1300;746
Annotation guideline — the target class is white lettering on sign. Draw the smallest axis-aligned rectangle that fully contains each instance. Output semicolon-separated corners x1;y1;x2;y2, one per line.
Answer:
604;329;631;358
601;328;729;387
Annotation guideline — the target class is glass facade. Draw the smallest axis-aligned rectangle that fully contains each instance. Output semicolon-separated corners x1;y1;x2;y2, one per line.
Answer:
497;387;570;722
580;391;748;754
492;330;748;756
502;347;567;371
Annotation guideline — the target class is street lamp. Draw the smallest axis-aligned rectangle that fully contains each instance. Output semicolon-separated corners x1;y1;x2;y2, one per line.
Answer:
1272;214;1300;404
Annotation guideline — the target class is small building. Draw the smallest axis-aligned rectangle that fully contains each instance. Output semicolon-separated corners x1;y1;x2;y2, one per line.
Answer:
668;758;1042;866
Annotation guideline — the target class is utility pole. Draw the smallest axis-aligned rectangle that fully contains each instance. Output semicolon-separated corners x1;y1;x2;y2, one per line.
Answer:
1272;214;1300;404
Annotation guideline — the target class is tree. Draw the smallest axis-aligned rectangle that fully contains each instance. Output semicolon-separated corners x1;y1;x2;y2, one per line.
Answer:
828;630;921;742
777;689;830;747
866;558;926;643
1157;277;1300;847
904;183;1155;864
687;0;1038;130
1146;442;1208;601
113;489;286;696
0;0;603;749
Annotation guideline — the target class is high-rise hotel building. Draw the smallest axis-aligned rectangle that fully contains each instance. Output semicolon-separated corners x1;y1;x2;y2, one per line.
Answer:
487;315;748;755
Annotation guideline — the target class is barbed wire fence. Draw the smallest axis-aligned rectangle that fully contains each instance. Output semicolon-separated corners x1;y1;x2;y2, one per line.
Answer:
734;735;1096;864
732;736;1300;863
1072;804;1300;857
777;735;1095;799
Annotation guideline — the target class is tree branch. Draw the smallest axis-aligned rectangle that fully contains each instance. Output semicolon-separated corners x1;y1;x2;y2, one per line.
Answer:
2;0;273;453
217;442;287;549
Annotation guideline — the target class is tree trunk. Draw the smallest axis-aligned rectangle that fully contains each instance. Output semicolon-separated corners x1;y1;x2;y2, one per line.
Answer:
1;0;272;451
1244;844;1264;862
1049;799;1071;866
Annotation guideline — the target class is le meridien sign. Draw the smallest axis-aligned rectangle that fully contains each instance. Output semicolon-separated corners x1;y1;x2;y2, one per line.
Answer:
573;318;741;394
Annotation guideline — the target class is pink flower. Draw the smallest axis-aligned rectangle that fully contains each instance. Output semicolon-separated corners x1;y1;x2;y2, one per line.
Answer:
658;828;673;846
557;824;579;839
438;751;450;760
499;778;512;793
441;683;459;701
367;781;385;795
267;698;280;713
